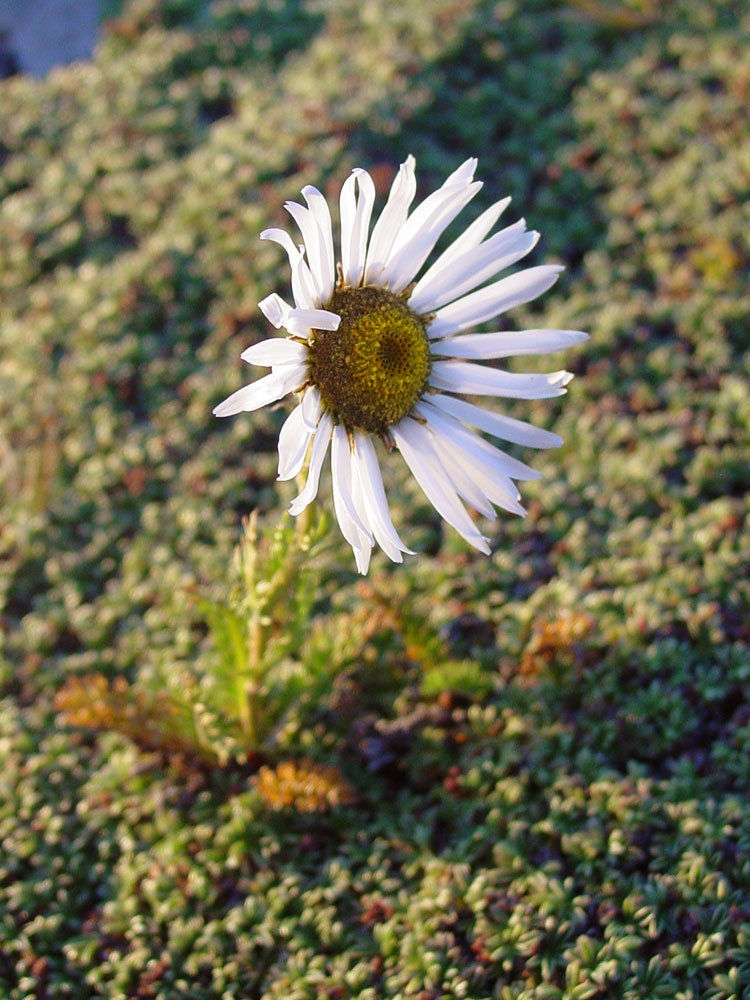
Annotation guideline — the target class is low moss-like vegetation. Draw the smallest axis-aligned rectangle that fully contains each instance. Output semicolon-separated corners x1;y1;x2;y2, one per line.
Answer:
1;0;748;996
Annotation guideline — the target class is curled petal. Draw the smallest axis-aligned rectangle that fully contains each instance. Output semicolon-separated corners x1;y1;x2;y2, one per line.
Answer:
258;292;292;329
257;291;339;339
260;228;319;309
302;185;336;303
284;200;332;305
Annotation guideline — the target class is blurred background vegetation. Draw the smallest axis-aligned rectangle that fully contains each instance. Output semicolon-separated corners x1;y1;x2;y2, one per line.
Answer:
1;0;749;996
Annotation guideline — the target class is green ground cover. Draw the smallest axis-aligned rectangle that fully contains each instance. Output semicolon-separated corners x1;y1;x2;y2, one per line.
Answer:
1;0;749;996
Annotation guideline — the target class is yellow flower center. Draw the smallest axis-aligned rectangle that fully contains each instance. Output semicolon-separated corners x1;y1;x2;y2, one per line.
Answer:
309;286;431;434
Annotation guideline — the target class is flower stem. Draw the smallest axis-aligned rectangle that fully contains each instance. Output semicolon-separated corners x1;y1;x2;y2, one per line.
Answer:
239;678;260;747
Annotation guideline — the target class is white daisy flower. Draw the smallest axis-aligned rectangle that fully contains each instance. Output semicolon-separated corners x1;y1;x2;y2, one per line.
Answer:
214;156;587;574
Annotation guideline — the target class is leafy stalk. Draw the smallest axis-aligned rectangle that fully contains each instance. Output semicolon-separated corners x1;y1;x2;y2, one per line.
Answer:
201;481;328;749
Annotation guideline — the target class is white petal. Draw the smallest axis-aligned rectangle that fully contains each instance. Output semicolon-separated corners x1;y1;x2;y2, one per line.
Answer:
430;328;589;360
331;425;373;540
352;432;413;560
284;307;340;336
429;427;526;516
352;477;405;562
415;400;540;481
382;158;478;271
340;169;376;288
354;548;372;575
284;194;336;306
213;366;304;418
445;157;478;184
289;411;333;516
424;392;563;449
240;338;309;367
409;224;538;314
363;155;417;285
258;292;292;329
431;438;498;519
260;228;319;310
391;417;490;554
331;425;373;573
284;201;325;301
348;469;375;574
260;226;298;259
270;360;308;383
412;216;527;300
380;181;483;294
277;405;313;481
300;385;322;430
258;291;339;338
430;361;573;399
427;265;564;338
354;543;372;574
420;196;512;283
302;185;335;304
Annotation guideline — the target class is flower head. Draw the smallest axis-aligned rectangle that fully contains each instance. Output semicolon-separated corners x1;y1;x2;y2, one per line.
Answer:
214;157;586;573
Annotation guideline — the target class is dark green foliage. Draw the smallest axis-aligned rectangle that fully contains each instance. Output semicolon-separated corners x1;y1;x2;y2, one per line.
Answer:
1;0;749;996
